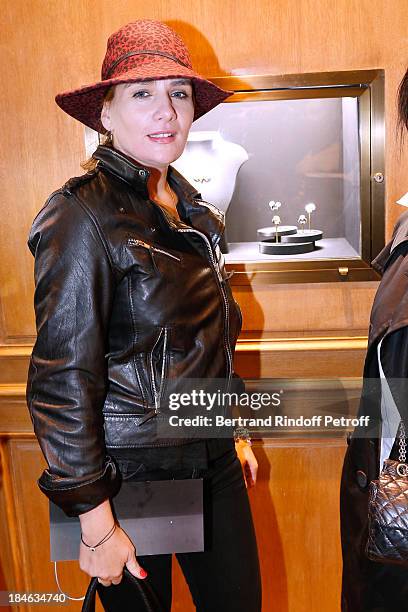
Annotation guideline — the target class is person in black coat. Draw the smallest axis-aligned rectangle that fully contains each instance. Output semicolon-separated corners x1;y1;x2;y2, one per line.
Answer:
340;68;408;611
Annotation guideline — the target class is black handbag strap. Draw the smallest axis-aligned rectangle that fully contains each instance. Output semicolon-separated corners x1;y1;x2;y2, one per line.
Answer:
81;575;97;612
81;567;164;612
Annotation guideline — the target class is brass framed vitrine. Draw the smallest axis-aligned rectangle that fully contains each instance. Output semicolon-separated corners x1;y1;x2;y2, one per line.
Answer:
192;70;385;284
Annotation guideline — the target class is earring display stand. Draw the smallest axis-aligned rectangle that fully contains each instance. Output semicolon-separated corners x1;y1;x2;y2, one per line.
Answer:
257;225;298;239
258;227;323;255
259;239;315;255
281;229;323;243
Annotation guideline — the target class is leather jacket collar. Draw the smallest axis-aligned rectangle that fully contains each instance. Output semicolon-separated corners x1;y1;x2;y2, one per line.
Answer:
372;210;408;275
93;145;225;247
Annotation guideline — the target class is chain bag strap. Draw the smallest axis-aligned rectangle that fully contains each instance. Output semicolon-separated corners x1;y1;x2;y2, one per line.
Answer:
366;420;408;565
398;421;408;471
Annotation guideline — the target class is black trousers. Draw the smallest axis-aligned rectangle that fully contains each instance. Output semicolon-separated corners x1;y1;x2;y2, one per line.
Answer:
97;443;262;612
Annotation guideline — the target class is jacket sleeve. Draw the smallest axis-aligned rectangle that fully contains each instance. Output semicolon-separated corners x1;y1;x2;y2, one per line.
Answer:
26;191;121;517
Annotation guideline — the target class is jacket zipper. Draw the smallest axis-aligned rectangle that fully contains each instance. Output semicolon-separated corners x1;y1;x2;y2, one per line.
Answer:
194;198;225;224
149;327;168;413
125;185;231;388
127;237;181;262
176;228;233;388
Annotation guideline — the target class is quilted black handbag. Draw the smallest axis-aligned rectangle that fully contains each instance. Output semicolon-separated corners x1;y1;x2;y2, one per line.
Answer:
81;567;164;612
366;421;408;565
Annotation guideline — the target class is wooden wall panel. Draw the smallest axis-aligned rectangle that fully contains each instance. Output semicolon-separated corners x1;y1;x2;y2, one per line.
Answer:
2;439;106;612
171;438;347;612
1;0;407;344
235;338;368;378
235;281;378;335
251;439;346;611
1;1;407;610
1;366;354;612
0;433;346;612
0;445;15;612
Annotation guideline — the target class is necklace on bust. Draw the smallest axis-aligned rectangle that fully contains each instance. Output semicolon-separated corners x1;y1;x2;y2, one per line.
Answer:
192;175;212;183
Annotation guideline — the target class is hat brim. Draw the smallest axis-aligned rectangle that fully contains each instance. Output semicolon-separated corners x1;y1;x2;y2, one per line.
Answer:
55;58;232;134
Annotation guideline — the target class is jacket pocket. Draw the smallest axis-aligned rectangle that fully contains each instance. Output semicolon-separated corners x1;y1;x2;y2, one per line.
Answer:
120;461;146;480
103;411;158;448
127;237;182;267
148;326;170;413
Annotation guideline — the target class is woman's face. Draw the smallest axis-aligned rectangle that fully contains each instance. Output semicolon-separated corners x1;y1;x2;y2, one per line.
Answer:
101;78;194;171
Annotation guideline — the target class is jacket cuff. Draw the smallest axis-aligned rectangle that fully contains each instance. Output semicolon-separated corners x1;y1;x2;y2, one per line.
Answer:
38;456;122;517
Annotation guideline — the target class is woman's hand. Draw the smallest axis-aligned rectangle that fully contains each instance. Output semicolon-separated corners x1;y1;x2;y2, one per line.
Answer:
235;440;258;488
79;499;147;586
79;524;146;586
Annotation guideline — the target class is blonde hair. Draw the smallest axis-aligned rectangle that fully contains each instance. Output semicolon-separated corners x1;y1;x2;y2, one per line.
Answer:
81;87;115;172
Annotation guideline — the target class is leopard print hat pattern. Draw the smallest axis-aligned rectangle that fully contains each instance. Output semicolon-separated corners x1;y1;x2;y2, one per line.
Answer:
55;19;232;134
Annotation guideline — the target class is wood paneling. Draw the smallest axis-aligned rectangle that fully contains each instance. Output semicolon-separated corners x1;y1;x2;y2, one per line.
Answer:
0;438;106;611
0;427;346;612
172;438;346;612
0;444;16;612
0;346;32;385
251;439;345;611
2;1;407;610
235;336;368;378
234;281;378;335
1;0;407;344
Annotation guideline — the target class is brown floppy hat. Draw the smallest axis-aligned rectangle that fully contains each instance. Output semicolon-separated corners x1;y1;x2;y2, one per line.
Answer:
55;19;232;134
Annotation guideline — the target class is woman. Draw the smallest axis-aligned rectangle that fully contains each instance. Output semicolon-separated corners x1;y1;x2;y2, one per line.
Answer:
27;19;261;611
340;68;408;611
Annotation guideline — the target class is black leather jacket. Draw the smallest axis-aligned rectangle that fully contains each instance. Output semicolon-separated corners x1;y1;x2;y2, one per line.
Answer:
26;145;243;516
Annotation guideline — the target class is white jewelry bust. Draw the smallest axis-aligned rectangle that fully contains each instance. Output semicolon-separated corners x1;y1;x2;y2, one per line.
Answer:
173;131;249;214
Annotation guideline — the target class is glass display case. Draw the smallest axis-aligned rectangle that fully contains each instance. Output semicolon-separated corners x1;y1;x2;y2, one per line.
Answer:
173;70;384;284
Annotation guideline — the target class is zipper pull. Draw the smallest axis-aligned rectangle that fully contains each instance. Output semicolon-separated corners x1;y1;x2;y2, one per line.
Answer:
221;270;235;282
128;237;152;249
128;238;160;274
